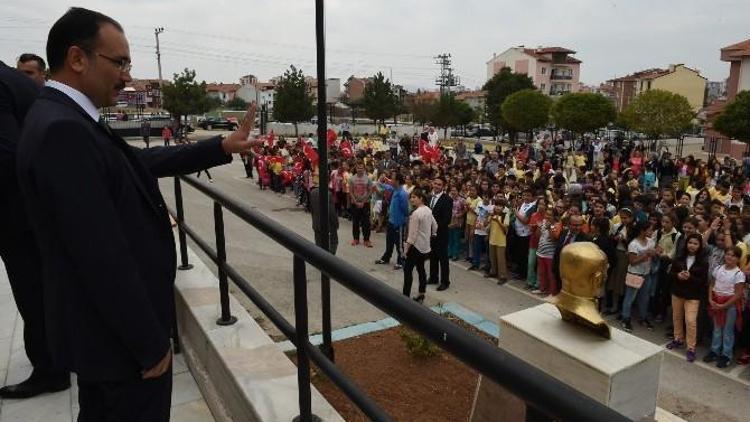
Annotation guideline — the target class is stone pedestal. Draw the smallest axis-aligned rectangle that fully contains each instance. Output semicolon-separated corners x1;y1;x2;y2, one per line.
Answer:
471;303;663;421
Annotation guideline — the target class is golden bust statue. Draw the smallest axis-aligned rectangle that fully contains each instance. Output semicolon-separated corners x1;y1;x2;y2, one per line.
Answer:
548;242;611;339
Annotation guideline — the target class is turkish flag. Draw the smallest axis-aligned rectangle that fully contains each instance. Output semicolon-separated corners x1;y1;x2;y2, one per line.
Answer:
327;128;337;147
419;139;440;163
303;143;319;165
340;139;353;158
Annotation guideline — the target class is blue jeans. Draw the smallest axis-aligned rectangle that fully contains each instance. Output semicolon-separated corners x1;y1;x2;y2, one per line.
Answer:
621;274;653;320
473;234;487;267
711;306;738;359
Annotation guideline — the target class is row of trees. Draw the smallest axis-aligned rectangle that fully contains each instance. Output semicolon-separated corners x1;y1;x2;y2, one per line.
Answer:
483;66;697;142
167;65;750;146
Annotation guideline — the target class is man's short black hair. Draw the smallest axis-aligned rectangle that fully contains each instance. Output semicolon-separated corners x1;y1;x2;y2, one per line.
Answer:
18;53;46;71
46;7;123;73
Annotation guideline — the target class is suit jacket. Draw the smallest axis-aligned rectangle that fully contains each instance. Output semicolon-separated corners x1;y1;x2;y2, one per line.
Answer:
0;60;38;235
16;86;232;381
429;192;452;245
552;230;591;282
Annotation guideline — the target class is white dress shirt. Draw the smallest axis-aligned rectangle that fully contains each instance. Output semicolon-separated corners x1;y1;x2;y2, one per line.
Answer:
429;192;443;209
46;80;100;122
406;205;437;254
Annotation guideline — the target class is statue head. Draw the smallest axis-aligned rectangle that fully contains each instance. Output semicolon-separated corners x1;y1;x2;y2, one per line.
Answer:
548;242;611;338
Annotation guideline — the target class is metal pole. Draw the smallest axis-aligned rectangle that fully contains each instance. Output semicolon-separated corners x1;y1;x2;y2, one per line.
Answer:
154;27;164;108
315;0;334;362
292;256;321;422
214;202;237;326
174;177;193;270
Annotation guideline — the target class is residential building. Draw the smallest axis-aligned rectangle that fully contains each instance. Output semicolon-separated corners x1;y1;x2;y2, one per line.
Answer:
721;38;750;100
608;64;707;112
704;38;750;158
343;76;373;103
206;83;241;103
705;80;727;104
456;90;486;111
305;77;342;103
117;78;163;109
486;46;582;96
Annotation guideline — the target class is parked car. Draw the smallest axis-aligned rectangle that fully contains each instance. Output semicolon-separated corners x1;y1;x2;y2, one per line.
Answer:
467;127;495;138
198;117;238;131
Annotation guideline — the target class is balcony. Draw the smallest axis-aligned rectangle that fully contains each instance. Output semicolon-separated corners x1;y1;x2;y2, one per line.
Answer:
550;73;573;80
550;90;571;96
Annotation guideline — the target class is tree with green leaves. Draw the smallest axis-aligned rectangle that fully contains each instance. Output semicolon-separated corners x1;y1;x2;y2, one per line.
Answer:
501;89;552;137
273;65;315;136
162;68;214;124
621;89;694;141
482;67;535;137
551;92;616;145
224;97;248;110
454;100;475;130
407;93;437;126
714;91;750;144
362;72;397;128
431;94;463;138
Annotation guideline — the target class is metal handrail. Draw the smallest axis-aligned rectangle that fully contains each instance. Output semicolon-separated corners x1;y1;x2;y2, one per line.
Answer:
170;174;631;422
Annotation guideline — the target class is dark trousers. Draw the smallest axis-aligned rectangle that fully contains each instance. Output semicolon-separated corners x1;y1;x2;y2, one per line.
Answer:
142;136;150;148
242;158;254;178
77;368;172;422
429;236;450;285
163;138;170;146
403;248;428;297
350;205;371;241
380;223;405;265
390;148;398;159
0;230;61;378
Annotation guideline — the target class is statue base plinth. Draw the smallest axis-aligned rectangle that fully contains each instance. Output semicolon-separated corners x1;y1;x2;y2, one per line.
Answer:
470;303;663;421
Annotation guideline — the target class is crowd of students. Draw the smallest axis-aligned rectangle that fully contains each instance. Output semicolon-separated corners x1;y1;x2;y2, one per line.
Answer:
247;128;750;368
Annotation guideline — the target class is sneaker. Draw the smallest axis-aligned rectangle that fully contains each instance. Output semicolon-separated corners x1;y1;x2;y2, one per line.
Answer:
531;289;543;294
703;351;718;363
363;240;373;248
654;315;664;324
497;278;508;285
351;239;360;246
393;264;403;270
467;265;479;271
666;339;685;350
375;259;388;265
621;319;633;333
686;350;696;363
640;319;654;331
717;356;730;368
208;179;215;183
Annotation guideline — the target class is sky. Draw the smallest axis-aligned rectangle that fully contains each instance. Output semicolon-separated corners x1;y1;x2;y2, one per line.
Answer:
1;0;747;92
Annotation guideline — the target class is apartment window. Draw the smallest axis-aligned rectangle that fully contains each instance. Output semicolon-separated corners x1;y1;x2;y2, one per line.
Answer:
541;67;546;75
647;81;652;90
541;83;546;91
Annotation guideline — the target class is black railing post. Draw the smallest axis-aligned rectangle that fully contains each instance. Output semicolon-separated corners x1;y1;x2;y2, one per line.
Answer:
174;177;193;271
214;202;237;326
315;0;335;362
292;256;321;422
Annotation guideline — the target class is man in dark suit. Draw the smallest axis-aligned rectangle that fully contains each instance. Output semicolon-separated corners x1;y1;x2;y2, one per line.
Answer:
0;59;71;398
16;8;261;421
428;176;453;290
552;215;591;292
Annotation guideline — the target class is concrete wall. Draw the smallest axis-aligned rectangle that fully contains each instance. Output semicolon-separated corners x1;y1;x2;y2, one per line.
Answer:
651;66;707;112
739;58;750;94
487;48;533;80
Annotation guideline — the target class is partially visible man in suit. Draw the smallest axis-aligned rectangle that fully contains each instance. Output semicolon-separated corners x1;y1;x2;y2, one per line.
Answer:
16;8;261;421
552;215;591;293
428;176;453;290
0;59;70;399
16;53;47;86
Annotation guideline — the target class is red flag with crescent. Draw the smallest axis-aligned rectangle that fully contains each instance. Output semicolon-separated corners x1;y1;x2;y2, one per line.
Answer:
303;143;319;165
340;139;353;158
327;128;337;147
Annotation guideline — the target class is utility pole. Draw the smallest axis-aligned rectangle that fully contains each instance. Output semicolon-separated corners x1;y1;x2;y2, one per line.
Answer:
434;53;460;96
154;27;164;109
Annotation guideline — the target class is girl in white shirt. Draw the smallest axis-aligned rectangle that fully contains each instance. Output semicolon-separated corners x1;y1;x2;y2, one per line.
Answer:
402;189;437;304
703;246;746;368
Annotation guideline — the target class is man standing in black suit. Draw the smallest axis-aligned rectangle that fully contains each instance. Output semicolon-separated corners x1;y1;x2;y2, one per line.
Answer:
552;215;591;293
428;177;453;290
0;59;71;399
16;8;261;421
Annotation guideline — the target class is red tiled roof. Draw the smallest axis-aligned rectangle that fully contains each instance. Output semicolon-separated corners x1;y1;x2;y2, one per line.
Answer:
535;47;576;54
206;83;240;93
721;38;750;61
456;90;487;100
